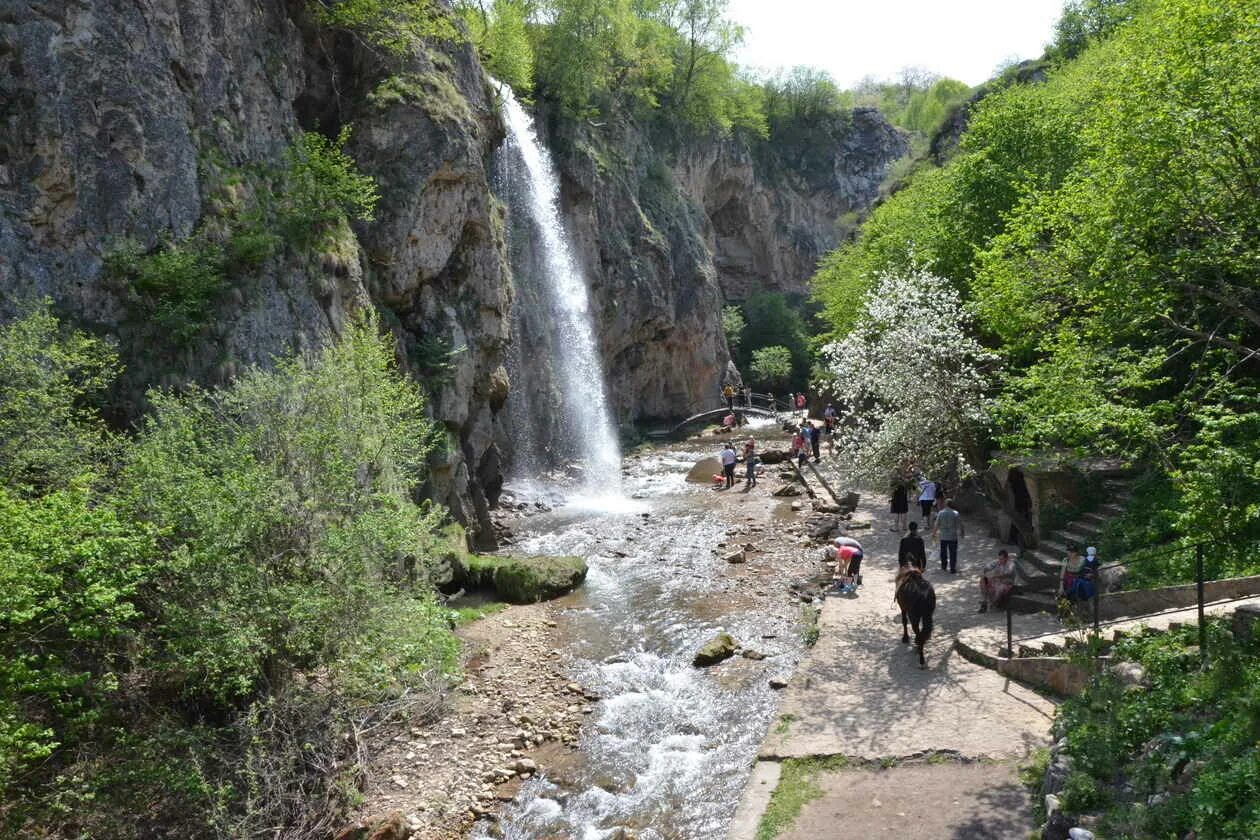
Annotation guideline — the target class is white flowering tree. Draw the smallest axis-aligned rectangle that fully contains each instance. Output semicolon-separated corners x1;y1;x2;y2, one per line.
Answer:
817;267;996;484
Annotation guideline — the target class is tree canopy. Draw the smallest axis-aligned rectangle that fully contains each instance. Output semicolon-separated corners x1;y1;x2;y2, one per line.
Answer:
810;0;1260;554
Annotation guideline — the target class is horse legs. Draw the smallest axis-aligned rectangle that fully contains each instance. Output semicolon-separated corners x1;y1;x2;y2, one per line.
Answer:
913;614;931;668
900;608;910;644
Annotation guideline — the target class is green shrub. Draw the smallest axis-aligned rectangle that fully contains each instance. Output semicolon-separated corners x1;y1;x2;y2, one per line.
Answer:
0;301;118;493
1052;622;1260;838
0;485;158;795
750;345;792;391
278;127;380;249
308;0;460;55
108;237;228;345
0;310;461;835
227;228;281;269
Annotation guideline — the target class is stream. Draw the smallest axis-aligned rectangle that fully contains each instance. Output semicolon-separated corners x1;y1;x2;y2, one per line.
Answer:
473;426;812;840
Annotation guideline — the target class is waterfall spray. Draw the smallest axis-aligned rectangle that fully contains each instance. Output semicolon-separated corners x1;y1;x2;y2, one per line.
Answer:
494;83;623;500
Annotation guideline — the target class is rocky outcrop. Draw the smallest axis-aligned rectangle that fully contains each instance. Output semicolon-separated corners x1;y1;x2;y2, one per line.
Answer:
0;1;509;547
673;108;908;301
0;0;910;530
539;104;906;422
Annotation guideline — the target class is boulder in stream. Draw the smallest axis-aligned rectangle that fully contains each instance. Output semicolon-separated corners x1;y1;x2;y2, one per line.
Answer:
459;554;588;603
758;449;791;465
773;483;803;498
723;549;746;564
693;633;737;667
686;456;722;483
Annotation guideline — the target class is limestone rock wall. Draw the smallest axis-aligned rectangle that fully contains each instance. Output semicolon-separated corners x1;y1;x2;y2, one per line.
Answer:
536;106;907;422
0;0;509;546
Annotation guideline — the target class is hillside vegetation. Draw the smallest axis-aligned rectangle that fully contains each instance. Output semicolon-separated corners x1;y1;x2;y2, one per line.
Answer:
811;0;1260;568
0;307;464;837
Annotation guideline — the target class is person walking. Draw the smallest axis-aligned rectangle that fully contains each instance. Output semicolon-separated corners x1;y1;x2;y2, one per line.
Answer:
786;392;795;415
898;521;927;569
933;498;964;573
917;475;937;527
795;392;806;411
792;425;808;468
823;403;837;432
743;439;759;489
723;383;735;413
808;423;822;462
719;442;737;489
890;480;909;532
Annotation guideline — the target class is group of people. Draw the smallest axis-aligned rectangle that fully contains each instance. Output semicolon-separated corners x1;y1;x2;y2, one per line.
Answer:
718;439;760;491
722;383;755;413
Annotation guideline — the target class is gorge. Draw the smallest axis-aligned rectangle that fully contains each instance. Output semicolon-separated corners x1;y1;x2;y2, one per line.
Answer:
0;0;907;541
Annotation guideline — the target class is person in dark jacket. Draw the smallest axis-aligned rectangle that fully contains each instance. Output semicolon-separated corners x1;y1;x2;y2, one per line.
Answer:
898;522;927;570
808;423;821;462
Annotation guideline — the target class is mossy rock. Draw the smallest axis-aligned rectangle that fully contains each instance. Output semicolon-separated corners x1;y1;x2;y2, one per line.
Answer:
461;554;587;604
693;632;737;667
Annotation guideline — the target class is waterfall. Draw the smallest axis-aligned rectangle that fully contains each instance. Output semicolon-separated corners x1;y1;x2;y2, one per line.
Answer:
494;84;623;499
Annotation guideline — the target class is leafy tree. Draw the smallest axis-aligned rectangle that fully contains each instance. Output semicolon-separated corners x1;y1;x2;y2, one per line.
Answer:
0;310;461;835
0;301;117;493
749;345;792;391
461;0;536;92
817;268;995;483
308;0;461;55
739;292;811;385
279;126;380;248
1048;0;1141;61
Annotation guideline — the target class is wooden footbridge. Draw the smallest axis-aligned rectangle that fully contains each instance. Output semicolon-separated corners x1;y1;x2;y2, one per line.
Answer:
647;393;788;438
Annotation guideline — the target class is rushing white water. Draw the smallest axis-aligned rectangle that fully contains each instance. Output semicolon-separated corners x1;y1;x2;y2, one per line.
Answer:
496;84;622;498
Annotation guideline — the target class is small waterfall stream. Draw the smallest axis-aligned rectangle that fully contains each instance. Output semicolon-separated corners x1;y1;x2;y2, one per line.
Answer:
483;84;799;840
495;85;622;498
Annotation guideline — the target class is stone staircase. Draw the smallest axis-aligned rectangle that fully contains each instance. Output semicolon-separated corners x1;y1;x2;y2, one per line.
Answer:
1010;477;1133;612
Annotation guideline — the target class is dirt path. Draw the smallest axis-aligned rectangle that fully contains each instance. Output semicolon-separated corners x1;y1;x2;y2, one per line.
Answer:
781;760;1035;840
733;494;1057;839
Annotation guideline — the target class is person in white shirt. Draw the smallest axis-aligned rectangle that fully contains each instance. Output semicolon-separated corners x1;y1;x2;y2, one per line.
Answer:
719;443;737;489
917;476;937;526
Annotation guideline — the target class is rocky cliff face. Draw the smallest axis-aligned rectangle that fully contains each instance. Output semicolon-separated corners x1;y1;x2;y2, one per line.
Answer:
0;0;509;545
0;0;907;528
535;105;906;422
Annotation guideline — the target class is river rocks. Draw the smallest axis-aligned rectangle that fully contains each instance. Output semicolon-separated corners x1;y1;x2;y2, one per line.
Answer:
741;649;766;660
687;456;723;483
724;549;746;564
693;633;738;667
768;677;789;689
459;555;588;603
759;449;792;465
774;484;804;498
333;812;410;840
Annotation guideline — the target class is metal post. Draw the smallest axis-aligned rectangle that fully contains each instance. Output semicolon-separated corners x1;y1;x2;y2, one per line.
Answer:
1196;543;1207;659
1006;599;1013;659
1092;583;1101;645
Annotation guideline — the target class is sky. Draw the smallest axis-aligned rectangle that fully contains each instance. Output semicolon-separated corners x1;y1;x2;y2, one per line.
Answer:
727;0;1066;87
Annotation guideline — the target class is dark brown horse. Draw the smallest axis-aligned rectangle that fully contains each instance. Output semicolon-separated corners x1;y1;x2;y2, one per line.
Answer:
895;566;936;668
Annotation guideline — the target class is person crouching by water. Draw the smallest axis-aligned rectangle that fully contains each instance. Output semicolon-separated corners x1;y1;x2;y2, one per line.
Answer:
824;536;864;594
978;549;1015;613
719;442;737;489
743;438;758;490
